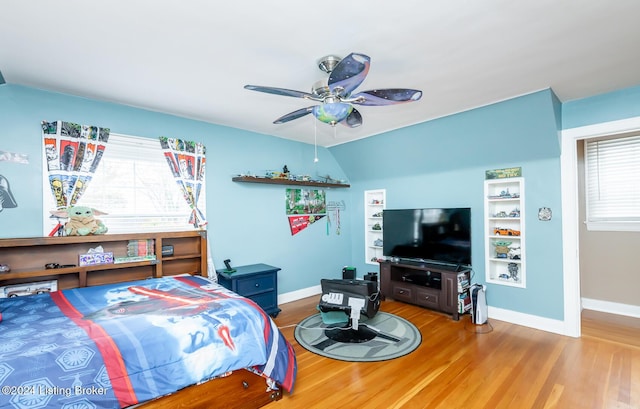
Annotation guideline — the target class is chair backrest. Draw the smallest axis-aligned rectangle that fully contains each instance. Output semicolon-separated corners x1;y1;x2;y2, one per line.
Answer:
319;279;380;318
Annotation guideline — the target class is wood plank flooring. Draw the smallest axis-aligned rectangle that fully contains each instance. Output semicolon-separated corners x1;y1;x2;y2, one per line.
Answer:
271;296;640;409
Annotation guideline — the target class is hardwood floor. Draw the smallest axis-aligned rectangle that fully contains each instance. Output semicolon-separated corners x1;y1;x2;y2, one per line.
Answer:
271;296;640;409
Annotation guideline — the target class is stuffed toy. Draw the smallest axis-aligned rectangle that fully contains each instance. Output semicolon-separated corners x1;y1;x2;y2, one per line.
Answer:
51;206;108;236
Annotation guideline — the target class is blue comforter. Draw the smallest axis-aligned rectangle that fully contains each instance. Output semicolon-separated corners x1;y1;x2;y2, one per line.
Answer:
0;275;296;408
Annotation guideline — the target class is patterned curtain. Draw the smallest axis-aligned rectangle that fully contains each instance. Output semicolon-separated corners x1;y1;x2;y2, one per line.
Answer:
42;120;110;210
159;137;207;228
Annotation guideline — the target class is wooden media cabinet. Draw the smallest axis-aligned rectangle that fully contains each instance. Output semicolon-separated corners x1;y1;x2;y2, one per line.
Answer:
379;260;471;320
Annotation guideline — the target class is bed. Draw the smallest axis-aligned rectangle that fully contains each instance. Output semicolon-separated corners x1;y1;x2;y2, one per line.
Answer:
0;274;296;409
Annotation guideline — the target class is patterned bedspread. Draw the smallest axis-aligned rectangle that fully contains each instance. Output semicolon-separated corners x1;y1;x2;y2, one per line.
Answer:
0;275;296;409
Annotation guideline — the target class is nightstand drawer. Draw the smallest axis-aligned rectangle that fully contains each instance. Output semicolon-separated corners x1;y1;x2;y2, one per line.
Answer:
236;273;276;296
247;292;277;312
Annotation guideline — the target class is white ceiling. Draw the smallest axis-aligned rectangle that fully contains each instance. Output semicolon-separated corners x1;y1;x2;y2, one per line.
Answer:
2;1;640;147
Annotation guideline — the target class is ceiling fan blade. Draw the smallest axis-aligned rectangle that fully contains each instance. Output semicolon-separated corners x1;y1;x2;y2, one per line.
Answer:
273;106;315;124
328;53;370;97
351;89;422;106
341;108;363;128
244;85;315;99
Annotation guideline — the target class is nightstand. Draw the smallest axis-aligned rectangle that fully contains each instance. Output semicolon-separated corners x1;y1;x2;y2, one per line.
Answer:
216;263;281;317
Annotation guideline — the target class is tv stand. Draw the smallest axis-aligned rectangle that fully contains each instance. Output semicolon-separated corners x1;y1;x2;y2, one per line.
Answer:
379;260;471;320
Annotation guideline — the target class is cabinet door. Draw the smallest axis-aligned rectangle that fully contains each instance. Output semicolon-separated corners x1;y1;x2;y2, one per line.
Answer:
379;262;391;298
440;274;457;313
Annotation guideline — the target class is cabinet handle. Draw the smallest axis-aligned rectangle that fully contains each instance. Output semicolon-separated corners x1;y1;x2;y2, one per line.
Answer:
398;290;404;294
255;283;260;287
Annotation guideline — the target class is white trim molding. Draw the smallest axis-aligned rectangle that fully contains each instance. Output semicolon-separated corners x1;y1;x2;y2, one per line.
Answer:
582;298;640;319
561;115;640;338
279;285;321;306
488;306;567;336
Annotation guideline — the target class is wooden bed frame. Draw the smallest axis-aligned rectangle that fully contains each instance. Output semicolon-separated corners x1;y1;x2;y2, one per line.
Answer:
139;370;282;409
0;231;286;409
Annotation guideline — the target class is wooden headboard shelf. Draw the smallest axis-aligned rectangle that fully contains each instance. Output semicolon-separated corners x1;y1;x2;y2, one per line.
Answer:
0;230;207;290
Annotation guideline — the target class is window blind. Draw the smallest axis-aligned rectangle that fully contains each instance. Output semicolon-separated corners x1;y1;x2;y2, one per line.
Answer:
585;133;640;229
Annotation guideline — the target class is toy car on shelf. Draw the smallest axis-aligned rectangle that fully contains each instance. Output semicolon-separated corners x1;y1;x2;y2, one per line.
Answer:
493;227;521;236
488;188;520;199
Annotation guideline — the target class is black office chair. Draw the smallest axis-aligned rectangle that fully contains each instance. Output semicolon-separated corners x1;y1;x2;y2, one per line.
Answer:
317;278;381;343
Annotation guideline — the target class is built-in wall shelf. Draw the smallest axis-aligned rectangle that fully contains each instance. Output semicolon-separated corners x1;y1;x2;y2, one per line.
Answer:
232;176;350;188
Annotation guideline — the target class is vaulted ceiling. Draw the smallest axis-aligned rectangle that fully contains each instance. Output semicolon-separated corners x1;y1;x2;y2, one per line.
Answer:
2;1;639;146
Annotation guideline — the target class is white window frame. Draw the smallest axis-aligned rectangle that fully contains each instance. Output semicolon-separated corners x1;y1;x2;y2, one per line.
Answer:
42;133;205;235
584;132;640;232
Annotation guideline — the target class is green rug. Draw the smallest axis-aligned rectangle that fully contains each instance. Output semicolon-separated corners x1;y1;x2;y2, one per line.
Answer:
294;311;421;362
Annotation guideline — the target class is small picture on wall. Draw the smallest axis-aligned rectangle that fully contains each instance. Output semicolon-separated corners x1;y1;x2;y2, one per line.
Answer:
285;188;326;215
0;280;58;298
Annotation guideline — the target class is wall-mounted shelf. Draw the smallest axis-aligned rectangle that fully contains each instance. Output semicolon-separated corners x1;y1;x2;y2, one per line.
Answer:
364;189;386;264
232;176;350;188
484;177;526;288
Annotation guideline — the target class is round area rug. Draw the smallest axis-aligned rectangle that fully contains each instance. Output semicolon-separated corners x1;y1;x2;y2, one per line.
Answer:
294;312;421;362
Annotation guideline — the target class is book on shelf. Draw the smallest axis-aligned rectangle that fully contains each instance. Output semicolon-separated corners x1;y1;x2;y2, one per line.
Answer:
127;239;155;257
114;255;157;264
458;292;471;313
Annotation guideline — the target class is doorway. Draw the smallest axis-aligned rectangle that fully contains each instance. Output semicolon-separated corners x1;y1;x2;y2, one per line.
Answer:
560;116;640;337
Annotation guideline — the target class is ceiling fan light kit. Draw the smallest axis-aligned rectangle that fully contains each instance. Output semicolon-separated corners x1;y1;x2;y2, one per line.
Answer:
244;52;422;128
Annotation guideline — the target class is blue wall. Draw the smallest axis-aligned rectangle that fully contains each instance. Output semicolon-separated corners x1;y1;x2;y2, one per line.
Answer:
331;89;565;320
0;84;352;293
562;84;640;129
3;81;640;323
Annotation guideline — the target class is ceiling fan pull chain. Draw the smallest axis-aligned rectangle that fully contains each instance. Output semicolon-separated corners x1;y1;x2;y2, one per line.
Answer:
314;119;319;163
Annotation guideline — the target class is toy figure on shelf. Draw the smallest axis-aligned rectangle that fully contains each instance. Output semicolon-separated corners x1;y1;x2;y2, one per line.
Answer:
493;241;511;259
50;205;108;236
508;262;520;281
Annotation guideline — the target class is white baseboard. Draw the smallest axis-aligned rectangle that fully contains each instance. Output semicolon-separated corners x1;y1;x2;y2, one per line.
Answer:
487;306;570;336
279;285;321;305
581;297;640;318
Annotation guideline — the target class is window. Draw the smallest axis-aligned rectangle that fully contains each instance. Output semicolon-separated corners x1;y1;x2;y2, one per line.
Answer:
584;133;640;231
43;134;205;234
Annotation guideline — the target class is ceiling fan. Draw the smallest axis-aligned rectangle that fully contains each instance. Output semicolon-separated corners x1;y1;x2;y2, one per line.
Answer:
244;52;422;128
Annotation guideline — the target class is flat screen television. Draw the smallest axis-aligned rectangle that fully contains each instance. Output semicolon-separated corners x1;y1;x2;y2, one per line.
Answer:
382;208;471;267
